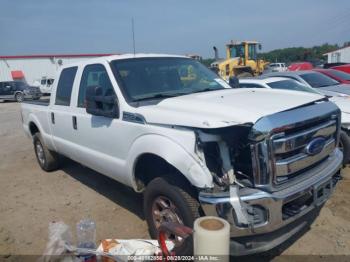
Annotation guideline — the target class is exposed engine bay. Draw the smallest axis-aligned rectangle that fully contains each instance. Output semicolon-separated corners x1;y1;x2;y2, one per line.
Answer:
195;124;254;190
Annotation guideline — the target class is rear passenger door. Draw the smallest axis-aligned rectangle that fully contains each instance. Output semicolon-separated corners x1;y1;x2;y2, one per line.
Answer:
50;66;79;158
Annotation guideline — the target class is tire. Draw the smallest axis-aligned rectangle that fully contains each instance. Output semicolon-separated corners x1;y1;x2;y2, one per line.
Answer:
15;92;24;102
143;175;200;255
33;133;59;171
339;130;350;165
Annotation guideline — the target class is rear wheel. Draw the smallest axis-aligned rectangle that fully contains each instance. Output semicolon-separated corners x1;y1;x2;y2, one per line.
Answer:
33;133;59;171
15;92;24;102
339;131;350;165
143;175;200;255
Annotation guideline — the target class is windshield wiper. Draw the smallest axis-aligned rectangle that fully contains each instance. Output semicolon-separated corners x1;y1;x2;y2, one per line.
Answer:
132;92;189;102
192;88;222;94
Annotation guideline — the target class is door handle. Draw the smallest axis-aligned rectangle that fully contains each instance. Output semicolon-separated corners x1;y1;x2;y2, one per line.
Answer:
72;116;77;130
51;112;55;124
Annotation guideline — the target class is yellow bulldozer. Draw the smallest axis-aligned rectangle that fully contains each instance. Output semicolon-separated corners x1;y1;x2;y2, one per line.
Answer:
212;40;269;80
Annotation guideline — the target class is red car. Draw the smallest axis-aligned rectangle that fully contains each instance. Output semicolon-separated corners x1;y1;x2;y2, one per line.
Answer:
287;62;313;71
331;64;350;74
313;68;350;84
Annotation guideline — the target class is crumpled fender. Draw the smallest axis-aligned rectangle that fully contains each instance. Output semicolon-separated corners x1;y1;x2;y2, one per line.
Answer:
126;134;213;191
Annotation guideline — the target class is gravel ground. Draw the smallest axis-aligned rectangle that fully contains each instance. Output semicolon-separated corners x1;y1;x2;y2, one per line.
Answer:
0;101;349;260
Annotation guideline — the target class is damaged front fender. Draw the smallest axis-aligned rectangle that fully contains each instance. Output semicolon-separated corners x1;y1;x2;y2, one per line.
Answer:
127;133;214;191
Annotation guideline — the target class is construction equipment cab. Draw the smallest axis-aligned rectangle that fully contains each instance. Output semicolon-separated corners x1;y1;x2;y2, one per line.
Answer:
213;40;269;80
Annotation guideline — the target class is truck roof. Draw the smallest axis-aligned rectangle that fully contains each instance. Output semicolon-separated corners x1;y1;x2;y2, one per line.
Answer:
60;53;188;68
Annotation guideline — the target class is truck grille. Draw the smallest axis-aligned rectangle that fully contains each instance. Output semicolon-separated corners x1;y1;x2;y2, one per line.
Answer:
271;118;338;184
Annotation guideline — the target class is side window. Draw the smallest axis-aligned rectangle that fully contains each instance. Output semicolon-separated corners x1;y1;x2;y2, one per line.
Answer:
55;67;77;106
78;64;115;108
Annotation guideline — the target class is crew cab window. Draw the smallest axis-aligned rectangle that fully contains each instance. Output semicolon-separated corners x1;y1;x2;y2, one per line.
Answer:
78;64;115;108
55;67;77;106
239;83;264;88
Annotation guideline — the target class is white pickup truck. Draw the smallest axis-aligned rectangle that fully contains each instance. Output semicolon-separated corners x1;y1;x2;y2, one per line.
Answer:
21;54;343;255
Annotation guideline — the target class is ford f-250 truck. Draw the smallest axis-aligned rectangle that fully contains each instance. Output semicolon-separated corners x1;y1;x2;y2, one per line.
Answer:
21;54;343;255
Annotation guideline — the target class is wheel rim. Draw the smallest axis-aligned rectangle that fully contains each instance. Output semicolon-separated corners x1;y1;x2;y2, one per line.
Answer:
151;196;185;247
16;93;23;102
35;141;45;166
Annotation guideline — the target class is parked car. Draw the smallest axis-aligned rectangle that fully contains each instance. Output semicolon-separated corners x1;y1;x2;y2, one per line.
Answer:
33;77;55;94
313;68;350;84
265;63;287;73
239;76;350;164
21;54;342;255
0;81;42;102
239;76;320;93
264;70;350;97
288;62;313;71
331;64;350;74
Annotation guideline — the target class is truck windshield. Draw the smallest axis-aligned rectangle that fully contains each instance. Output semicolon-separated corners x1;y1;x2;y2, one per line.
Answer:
300;72;339;88
267;79;321;94
111;57;228;102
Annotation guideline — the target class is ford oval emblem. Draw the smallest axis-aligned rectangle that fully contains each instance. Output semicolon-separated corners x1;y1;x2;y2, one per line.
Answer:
305;137;326;155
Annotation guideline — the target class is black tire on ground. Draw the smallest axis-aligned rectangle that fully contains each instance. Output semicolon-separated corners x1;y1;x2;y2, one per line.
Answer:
15;92;24;102
33;133;59;171
340;130;350;165
143;175;200;255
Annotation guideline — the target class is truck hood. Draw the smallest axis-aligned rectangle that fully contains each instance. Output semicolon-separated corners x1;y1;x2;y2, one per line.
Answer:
136;88;325;128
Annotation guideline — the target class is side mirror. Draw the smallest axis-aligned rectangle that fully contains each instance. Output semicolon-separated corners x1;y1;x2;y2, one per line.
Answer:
228;76;239;88
85;85;119;118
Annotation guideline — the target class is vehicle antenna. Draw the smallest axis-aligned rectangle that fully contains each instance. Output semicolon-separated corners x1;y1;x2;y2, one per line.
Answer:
132;18;136;55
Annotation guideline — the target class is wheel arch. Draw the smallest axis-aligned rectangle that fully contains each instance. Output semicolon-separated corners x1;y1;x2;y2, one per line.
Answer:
127;134;213;192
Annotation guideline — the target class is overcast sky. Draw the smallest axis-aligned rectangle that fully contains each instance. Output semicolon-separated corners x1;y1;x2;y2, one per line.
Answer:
1;0;350;57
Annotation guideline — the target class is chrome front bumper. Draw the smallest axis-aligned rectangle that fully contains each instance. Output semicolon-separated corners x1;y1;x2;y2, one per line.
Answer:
198;148;342;255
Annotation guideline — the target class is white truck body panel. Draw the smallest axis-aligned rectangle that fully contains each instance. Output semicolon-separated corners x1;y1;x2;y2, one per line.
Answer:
21;55;329;190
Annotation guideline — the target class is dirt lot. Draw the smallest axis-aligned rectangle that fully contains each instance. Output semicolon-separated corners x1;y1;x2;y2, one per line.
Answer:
0;101;350;259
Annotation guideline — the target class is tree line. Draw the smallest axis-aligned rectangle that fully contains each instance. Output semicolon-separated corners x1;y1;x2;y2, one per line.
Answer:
201;42;350;66
259;42;350;64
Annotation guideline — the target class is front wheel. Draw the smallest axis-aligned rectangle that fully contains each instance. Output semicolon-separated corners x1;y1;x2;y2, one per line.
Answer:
339;130;350;165
143;176;200;255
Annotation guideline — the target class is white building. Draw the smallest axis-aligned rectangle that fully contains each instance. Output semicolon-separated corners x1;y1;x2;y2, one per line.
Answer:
324;46;350;63
0;53;115;85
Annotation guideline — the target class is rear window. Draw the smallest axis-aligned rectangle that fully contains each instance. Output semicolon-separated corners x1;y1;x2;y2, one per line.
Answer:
300;72;339;88
267;80;320;94
329;69;350;81
55;67;77;106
